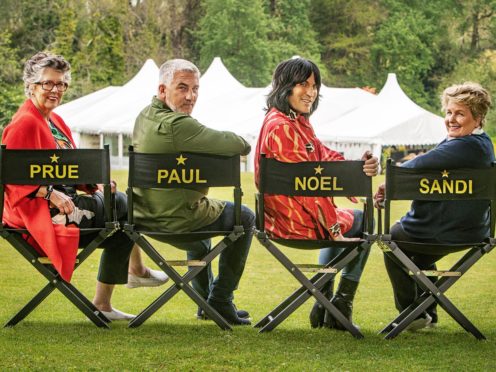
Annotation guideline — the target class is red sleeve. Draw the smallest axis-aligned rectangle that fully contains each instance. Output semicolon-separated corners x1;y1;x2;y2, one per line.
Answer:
2;113;44;206
316;138;345;161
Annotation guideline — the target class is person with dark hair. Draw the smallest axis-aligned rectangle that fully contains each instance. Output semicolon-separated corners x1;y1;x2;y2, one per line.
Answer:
375;82;495;331
255;57;378;331
2;52;168;322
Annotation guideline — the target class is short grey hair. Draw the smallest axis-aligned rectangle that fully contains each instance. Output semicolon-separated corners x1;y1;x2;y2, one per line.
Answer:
441;82;492;126
23;51;71;97
158;59;200;86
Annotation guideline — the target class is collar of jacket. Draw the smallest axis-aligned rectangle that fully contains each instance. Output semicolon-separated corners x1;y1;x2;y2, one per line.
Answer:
151;96;172;112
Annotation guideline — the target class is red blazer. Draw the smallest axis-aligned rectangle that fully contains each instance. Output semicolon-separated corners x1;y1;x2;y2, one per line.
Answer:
2;99;79;281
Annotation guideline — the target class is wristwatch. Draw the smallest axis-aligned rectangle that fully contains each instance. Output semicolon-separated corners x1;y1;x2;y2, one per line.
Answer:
44;185;54;200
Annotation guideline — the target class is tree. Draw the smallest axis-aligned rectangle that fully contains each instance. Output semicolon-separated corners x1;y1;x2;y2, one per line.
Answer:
310;0;384;86
58;0;126;98
457;0;496;52
197;0;272;86
124;0;204;69
371;8;436;108
0;31;24;128
8;0;63;58
266;0;321;68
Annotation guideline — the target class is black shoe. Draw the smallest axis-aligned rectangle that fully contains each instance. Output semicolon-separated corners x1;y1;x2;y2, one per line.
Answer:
197;305;250;320
309;302;326;328
207;299;251;326
324;278;359;331
309;280;334;328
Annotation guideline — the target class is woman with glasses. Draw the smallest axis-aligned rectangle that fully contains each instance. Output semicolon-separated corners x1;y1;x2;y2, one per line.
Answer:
2;52;168;321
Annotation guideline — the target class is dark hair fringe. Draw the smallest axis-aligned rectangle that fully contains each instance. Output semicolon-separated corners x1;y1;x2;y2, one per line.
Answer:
266;58;321;118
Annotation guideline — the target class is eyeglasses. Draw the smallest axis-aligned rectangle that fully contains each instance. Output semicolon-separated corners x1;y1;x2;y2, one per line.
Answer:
34;81;69;92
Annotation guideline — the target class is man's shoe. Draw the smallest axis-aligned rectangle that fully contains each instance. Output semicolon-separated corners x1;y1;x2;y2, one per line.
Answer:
207;299;251;326
126;269;169;289
197;305;250;320
395;314;432;332
100;308;136;321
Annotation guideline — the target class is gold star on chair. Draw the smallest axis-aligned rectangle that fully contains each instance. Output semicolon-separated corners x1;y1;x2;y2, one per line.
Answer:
254;156;374;339
176;154;187;165
50;154;59;163
377;159;496;340
0;145;117;329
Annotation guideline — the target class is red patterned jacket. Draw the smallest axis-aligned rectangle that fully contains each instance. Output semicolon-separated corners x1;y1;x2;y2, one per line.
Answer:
255;108;354;240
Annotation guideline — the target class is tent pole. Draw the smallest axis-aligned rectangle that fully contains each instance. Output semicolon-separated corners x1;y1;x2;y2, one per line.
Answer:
118;133;123;168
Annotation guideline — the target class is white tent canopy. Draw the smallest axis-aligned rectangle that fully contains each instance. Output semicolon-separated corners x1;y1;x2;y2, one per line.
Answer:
192;57;265;135
55;86;119;121
56;58;159;135
315;73;446;159
56;59;444;168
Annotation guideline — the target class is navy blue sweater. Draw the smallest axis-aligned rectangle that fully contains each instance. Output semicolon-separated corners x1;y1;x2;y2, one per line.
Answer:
400;133;495;243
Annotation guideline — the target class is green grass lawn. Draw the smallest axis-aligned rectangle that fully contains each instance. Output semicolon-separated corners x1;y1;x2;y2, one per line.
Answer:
1;172;495;371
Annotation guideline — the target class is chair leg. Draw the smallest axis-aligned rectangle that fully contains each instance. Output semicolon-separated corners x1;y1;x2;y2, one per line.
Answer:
383;298;432;339
4;283;55;327
127;233;237;330
259;239;363;338
4;231;114;327
382;242;491;339
255;234;369;332
254;272;332;329
54;279;109;328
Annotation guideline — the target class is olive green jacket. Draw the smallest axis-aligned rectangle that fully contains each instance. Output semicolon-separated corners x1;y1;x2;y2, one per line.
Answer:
132;96;251;232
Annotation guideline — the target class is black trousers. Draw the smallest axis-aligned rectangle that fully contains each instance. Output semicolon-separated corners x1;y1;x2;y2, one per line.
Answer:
383;223;468;317
76;191;133;284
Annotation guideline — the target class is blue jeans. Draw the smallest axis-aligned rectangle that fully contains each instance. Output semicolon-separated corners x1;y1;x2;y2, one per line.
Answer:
171;202;254;302
318;209;370;283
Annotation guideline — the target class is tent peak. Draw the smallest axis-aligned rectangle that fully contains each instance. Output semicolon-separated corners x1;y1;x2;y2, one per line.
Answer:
379;72;411;102
124;59;159;88
201;56;245;90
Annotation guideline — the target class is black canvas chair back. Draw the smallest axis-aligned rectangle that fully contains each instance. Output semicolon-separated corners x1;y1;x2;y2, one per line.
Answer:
254;155;375;338
378;159;496;339
124;147;244;330
0;145;116;328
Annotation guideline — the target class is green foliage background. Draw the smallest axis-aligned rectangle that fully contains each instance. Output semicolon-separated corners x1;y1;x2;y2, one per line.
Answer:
0;0;496;131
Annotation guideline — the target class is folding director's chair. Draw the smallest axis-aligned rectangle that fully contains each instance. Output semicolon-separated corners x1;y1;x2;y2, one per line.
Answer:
0;145;117;328
254;155;375;338
377;159;496;340
123;147;245;330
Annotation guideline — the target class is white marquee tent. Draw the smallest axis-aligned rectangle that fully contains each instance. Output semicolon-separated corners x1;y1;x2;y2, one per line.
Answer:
56;58;444;169
315;73;446;160
55;59;159;166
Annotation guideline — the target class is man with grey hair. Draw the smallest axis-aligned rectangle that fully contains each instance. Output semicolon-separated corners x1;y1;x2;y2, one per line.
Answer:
133;59;254;325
